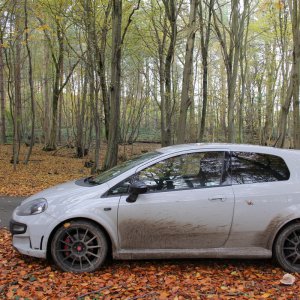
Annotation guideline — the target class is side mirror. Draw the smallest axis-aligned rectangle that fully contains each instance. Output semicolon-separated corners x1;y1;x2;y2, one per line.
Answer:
126;181;148;203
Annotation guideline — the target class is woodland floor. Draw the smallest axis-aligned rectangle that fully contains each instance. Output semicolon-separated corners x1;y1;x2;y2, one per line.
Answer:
0;143;159;196
1;143;300;299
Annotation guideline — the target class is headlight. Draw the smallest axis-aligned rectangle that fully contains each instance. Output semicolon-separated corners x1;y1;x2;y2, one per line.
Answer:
16;198;48;216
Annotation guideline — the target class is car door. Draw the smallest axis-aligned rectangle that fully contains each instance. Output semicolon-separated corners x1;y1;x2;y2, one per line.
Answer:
116;150;235;250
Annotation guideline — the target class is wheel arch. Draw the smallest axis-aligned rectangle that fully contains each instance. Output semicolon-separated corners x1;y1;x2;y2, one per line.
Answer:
271;218;300;253
46;217;114;261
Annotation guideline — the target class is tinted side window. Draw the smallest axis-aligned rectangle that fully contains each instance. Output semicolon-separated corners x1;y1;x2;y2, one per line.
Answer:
107;151;229;196
137;151;227;192
231;152;290;184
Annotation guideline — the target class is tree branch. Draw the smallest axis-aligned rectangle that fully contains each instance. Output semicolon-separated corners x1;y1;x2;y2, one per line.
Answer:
121;0;142;44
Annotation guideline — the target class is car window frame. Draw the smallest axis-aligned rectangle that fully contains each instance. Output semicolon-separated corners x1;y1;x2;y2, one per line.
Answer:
104;149;231;197
229;150;291;185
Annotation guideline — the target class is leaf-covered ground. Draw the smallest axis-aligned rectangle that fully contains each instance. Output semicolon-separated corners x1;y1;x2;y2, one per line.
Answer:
0;229;299;299
0;143;158;196
1;143;300;299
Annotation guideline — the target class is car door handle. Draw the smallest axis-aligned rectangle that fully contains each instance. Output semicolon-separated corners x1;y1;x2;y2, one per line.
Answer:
209;197;226;202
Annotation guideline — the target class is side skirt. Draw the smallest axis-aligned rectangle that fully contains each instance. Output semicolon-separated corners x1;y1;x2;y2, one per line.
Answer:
113;247;272;260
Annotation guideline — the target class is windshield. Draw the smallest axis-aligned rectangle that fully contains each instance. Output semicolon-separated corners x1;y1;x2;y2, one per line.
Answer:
87;151;161;185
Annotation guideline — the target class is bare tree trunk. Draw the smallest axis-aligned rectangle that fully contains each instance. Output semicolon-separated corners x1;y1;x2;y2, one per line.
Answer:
43;38;51;145
104;0;122;169
238;4;249;143
158;53;166;144
39;11;79;151
93;2;111;141
103;0;140;168
177;0;198;144
162;0;177;146
220;65;227;139
24;0;35;164
13;1;22;170
213;0;248;143
275;3;289;147
58;65;64;145
76;71;88;157
198;0;214;141
189;72;197;142
44;21;64;151
90;72;101;173
275;78;293;148
290;0;300;149
0;36;6;144
261;42;276;146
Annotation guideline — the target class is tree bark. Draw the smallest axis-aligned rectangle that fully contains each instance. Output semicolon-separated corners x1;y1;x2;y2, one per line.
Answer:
162;0;177;146
261;42;276;146
0;37;6;144
12;1;22;170
177;0;198;144
76;71;88;158
24;0;36;164
43;38;51;146
198;0;214;142
44;20;64;151
104;0;122;169
291;0;300;149
92;2;111;141
275;77;293;148
213;0;248;143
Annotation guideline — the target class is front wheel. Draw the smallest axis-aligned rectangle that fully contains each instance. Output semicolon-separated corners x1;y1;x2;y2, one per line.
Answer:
51;220;108;272
274;223;300;273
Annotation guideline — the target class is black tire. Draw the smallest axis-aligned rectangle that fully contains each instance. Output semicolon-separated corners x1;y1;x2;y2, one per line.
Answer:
274;223;300;273
51;220;108;273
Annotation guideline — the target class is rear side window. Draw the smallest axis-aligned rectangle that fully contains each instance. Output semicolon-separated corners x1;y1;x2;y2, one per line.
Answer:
231;152;290;184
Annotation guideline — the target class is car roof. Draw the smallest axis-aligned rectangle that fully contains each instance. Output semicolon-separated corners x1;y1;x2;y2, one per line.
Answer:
156;143;299;156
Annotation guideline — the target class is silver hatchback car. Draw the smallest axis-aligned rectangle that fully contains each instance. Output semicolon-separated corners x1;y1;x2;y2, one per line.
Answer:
10;143;300;273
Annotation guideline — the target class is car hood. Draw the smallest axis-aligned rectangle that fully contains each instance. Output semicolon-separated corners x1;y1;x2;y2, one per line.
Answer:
22;178;110;205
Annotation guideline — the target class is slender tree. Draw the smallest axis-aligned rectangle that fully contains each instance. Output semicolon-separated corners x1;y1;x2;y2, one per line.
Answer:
177;0;198;144
12;0;22;169
198;0;214;141
104;0;141;169
103;0;122;169
0;32;5;144
290;0;300;149
213;0;249;143
24;0;35;164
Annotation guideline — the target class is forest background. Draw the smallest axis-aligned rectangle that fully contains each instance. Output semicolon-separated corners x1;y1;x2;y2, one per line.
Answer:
1;1;300;298
0;0;300;174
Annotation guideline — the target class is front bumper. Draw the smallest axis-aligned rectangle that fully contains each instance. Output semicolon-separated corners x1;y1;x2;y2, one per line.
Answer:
10;211;57;259
10;219;46;258
12;234;47;258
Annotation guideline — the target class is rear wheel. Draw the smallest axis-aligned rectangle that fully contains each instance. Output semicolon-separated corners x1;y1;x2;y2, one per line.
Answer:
51;220;108;273
274;223;300;273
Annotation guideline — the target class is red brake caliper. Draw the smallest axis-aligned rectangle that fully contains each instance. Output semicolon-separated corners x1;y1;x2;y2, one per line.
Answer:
64;237;71;257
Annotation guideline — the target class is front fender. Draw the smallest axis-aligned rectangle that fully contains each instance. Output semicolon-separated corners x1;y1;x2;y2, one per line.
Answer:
44;205;119;254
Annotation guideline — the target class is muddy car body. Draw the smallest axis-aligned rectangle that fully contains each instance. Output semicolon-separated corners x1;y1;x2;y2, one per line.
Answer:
10;143;300;272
